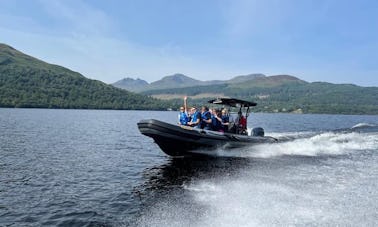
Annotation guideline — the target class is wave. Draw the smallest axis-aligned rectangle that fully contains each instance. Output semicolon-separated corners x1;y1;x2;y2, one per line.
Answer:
351;122;377;129
190;123;378;158
134;123;378;227
246;132;378;158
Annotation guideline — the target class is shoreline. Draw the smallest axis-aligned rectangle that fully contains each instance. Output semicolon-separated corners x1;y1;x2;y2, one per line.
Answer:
1;106;377;116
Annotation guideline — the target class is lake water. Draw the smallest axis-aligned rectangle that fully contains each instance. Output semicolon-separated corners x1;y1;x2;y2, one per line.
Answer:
1;109;378;226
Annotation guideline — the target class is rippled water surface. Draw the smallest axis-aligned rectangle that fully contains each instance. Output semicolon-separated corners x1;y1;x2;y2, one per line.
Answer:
1;109;378;226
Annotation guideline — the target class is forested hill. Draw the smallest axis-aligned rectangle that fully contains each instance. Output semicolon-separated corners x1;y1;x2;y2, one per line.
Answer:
142;76;378;115
1;43;377;114
0;44;167;110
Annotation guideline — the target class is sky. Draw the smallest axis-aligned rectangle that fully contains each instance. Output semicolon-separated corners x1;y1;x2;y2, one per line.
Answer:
1;0;378;86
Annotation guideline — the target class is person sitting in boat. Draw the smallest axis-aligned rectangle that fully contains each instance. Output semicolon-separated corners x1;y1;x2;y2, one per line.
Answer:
187;107;201;128
221;109;230;132
187;110;192;123
211;109;223;132
178;106;188;125
200;106;212;130
178;96;189;125
237;112;248;135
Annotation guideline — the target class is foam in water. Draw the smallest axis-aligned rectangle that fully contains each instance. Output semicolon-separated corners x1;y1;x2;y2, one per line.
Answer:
246;131;378;158
351;122;377;129
190;130;378;158
134;126;378;227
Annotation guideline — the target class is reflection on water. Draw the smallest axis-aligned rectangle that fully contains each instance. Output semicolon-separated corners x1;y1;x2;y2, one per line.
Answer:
136;157;251;193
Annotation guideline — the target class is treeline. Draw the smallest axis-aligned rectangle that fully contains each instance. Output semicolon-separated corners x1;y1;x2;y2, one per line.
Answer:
142;81;378;115
0;65;171;110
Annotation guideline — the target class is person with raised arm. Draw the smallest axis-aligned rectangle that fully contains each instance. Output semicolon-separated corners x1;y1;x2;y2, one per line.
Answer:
178;96;189;126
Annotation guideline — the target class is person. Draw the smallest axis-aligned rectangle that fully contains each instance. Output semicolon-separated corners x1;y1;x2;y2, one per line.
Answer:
236;111;247;135
178;96;189;126
200;106;212;130
187;107;201;128
178;106;188;125
187;109;192;123
221;109;230;132
211;109;223;132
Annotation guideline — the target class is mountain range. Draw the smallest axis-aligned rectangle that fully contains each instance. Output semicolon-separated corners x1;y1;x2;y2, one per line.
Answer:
113;74;378;115
112;73;267;92
1;43;377;114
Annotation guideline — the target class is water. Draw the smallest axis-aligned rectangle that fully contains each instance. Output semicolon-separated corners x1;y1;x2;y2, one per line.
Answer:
0;109;377;226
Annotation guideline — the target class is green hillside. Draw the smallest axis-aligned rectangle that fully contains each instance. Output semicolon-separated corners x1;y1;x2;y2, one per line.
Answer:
1;43;377;114
0;44;167;110
142;76;378;115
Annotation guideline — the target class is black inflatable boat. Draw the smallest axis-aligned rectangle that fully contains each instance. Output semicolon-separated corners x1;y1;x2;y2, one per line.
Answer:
138;98;278;157
138;119;277;157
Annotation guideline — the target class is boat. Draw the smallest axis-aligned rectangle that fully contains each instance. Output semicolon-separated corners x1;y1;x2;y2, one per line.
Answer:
137;98;278;157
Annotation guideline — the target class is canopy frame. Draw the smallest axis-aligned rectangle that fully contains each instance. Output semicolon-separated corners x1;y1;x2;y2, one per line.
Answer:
208;98;256;135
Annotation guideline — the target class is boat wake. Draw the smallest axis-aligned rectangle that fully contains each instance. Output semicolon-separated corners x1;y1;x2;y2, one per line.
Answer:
133;122;378;227
189;123;378;158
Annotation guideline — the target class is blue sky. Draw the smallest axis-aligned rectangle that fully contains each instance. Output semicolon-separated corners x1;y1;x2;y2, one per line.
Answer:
1;0;377;86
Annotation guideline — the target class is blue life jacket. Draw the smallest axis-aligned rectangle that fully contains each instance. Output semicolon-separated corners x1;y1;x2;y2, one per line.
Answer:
191;111;199;123
211;115;222;131
201;111;211;129
221;115;229;131
221;115;229;123
179;112;188;125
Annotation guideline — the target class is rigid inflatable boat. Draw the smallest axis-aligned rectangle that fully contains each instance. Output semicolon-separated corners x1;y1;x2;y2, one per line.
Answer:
138;98;278;157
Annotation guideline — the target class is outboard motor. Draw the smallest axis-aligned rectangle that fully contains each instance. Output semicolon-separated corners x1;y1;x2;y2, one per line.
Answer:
252;127;265;137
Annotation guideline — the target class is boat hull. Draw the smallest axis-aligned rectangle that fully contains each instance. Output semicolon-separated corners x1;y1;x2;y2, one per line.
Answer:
137;119;277;157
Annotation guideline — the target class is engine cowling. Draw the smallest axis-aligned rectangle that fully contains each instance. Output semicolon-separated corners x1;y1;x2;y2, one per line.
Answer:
252;127;265;137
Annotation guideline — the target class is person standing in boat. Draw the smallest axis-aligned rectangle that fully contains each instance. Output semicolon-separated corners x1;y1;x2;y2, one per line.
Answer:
200;106;212;130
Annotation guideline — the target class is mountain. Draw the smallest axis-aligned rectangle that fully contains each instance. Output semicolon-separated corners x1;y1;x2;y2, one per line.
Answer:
111;72;378;114
112;73;269;92
143;75;307;98
149;73;203;90
228;74;306;88
112;73;304;92
112;77;149;92
226;73;266;84
142;75;378;115
0;44;167;110
112;73;204;92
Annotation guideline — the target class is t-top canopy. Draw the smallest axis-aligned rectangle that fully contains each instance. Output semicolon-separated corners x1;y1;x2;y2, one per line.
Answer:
208;98;257;107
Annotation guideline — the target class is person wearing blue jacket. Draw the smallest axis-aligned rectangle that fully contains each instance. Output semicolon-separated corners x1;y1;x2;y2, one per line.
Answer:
188;107;201;128
221;109;230;132
178;96;189;125
200;106;212;130
178;106;188;125
211;109;223;131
